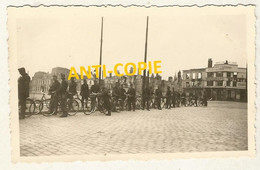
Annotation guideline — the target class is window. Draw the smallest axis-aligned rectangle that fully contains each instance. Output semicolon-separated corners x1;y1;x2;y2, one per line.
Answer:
216;72;223;77
186;82;190;87
186;73;190;79
191;81;195;86
233;81;237;87
192;73;196;79
207;72;214;78
217;81;223;86
198;72;202;79
226;81;231;86
227;72;231;77
207;81;213;86
233;72;237;78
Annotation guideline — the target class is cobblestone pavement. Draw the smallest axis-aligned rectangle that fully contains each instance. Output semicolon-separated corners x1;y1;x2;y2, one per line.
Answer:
19;101;247;156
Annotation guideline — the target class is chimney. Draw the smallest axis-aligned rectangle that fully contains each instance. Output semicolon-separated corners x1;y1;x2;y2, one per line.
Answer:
208;58;213;68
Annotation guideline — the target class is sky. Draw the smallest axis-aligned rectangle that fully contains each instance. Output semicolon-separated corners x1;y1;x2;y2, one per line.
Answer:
15;7;248;79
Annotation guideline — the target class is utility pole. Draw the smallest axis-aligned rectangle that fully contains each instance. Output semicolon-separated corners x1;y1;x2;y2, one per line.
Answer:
99;17;104;86
142;16;149;92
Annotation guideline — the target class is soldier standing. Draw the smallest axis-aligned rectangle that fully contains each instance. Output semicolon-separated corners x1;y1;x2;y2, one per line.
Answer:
194;90;199;107
18;67;31;119
80;79;89;109
189;92;194;105
142;86;150;111
90;80;100;112
112;83;120;112
171;87;176;108
48;75;60;114
176;91;181;107
126;83;136;111
68;77;77;96
101;86;111;116
165;86;171;109
119;84;126;110
58;73;68;117
155;86;162;110
181;91;187;106
203;89;208;107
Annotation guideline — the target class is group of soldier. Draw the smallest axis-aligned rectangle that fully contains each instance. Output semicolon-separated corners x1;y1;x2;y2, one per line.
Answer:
18;67;208;119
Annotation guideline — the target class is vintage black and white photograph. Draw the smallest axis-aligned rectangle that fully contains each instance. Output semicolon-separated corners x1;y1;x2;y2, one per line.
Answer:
8;6;255;161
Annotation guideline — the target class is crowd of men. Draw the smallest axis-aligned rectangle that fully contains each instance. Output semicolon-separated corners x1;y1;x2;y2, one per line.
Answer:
18;67;208;119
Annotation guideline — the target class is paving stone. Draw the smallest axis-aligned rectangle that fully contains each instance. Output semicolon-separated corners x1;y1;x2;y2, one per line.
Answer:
19;101;248;156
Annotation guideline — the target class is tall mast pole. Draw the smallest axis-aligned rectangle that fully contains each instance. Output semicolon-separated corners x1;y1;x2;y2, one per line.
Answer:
99;17;104;86
142;16;149;92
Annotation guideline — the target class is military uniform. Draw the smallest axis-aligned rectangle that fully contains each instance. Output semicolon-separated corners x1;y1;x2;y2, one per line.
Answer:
111;85;120;112
119;86;126;110
58;78;68;117
165;88;171;109
126;86;136;111
181;92;186;106
155;88;162;110
18;70;30;119
101;88;111;116
203;91;208;107
48;79;60;114
80;82;89;108
90;83;100;111
142;87;151;110
171;90;176;108
176;92;181;107
69;80;77;96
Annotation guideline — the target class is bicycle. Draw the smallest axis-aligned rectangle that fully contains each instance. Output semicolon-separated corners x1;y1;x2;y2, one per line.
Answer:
180;97;188;107
43;93;79;116
111;96;121;113
187;98;198;107
197;97;205;107
19;98;36;118
135;95;142;110
74;93;91;115
34;91;51;114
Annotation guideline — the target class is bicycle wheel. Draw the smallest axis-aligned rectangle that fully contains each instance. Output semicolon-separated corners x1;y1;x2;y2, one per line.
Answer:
135;99;141;110
67;99;79;116
197;100;203;107
34;100;42;114
24;99;35;118
83;99;91;115
161;99;165;109
115;101;121;113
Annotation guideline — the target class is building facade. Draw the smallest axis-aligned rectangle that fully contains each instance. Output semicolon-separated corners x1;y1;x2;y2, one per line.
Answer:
30;67;94;99
182;59;247;102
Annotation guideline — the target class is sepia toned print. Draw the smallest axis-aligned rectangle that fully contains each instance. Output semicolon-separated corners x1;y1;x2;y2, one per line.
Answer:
8;6;255;162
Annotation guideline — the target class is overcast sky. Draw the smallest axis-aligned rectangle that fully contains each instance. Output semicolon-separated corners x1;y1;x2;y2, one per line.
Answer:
15;7;247;79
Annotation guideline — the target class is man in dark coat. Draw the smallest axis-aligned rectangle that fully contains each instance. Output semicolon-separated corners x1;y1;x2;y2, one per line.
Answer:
194;90;199;107
80;79;89;109
101;86;111;116
155;86;163;110
165;86;171;109
68;77;77;96
119;84;126;110
176;91;181;107
142;86;151;111
90;80;100;112
18;67;31;119
112;83;120;112
126;83;136;111
203;89;208;107
59;73;68;117
48;75;60;114
181;91;187;106
171;87;176;108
